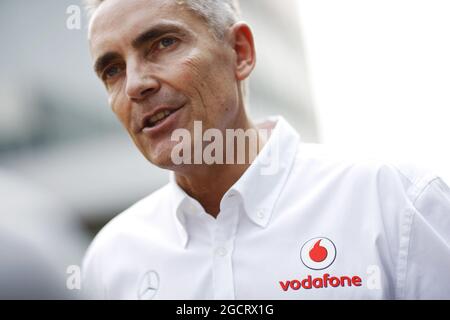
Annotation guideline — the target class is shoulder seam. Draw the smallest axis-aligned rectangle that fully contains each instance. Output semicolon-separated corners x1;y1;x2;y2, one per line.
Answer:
412;177;441;206
392;165;439;204
395;176;440;299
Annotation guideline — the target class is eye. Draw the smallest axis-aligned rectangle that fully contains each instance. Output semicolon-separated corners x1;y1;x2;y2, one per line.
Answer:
157;37;178;50
103;64;123;81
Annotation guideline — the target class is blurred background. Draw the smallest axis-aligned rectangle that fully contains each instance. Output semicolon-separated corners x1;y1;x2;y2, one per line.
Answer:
0;0;449;298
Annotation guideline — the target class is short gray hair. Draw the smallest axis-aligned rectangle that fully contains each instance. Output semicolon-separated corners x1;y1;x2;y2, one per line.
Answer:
84;0;241;39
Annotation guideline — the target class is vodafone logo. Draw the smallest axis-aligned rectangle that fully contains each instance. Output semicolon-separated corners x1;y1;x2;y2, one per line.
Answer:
300;237;337;270
278;237;366;292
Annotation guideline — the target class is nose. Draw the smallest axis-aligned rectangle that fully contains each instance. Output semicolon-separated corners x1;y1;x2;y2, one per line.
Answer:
125;61;161;101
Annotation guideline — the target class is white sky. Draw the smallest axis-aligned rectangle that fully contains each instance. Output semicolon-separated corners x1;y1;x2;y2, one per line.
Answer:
298;0;450;182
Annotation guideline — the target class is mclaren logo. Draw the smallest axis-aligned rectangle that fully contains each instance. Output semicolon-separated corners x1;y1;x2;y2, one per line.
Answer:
138;270;160;300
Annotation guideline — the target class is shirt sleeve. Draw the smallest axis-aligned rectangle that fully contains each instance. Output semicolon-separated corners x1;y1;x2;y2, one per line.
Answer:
400;177;450;299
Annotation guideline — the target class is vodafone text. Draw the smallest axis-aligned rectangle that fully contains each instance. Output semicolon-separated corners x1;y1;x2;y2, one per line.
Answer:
279;274;362;291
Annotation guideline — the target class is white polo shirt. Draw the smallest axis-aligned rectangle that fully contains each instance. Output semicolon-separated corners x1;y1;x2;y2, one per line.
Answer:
82;116;450;300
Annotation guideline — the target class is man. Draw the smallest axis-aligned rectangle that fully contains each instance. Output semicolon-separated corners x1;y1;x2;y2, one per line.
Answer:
83;0;450;299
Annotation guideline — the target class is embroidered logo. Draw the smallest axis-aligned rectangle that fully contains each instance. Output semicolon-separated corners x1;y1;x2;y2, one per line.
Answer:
138;270;160;300
300;237;337;270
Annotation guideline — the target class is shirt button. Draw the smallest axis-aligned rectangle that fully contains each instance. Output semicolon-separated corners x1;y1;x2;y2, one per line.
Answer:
188;203;196;213
257;209;266;219
215;247;227;257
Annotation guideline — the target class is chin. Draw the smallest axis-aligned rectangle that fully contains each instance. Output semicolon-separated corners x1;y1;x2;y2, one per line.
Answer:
143;141;179;169
148;157;174;170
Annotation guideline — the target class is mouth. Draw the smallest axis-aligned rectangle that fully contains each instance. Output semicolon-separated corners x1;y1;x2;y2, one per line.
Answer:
141;104;185;133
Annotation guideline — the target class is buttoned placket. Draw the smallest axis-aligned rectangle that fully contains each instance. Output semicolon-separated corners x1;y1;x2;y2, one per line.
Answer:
211;194;240;300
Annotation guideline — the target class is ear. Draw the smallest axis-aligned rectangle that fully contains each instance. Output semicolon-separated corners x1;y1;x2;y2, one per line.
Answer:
228;22;256;81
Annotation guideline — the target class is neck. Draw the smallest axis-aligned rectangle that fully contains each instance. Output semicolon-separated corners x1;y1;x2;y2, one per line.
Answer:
174;116;268;218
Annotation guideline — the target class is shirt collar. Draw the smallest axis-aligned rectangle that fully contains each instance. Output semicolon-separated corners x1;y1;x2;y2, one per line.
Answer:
169;115;300;248
226;115;300;227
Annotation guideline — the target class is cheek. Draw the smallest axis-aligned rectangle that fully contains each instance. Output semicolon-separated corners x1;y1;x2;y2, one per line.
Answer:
109;84;132;129
179;53;236;104
178;56;204;90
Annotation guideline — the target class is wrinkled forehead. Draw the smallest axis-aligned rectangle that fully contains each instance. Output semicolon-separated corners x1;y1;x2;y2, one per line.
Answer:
88;0;199;55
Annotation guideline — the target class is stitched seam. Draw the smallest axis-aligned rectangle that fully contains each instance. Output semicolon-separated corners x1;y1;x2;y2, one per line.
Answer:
395;177;439;299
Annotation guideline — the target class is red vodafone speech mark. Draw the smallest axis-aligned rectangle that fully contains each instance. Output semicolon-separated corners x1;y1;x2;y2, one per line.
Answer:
309;240;328;263
300;237;337;270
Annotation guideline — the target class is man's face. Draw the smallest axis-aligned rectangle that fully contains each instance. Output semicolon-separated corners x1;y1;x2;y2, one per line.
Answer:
89;0;244;169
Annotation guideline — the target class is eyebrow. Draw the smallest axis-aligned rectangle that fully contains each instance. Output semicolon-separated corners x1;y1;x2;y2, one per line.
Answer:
93;23;189;77
132;23;187;49
94;52;122;77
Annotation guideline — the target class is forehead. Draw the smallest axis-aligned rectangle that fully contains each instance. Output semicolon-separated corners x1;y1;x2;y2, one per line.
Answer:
89;0;203;56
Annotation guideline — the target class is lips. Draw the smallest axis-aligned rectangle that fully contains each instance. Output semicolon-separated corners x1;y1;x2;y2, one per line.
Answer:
140;105;185;132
